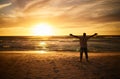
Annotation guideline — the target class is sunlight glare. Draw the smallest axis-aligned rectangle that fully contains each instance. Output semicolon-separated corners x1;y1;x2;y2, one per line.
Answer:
32;23;53;36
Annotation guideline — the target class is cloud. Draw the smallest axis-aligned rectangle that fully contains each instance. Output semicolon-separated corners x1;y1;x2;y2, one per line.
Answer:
23;0;51;12
88;0;120;22
57;0;120;23
0;2;11;9
0;0;10;4
0;0;120;28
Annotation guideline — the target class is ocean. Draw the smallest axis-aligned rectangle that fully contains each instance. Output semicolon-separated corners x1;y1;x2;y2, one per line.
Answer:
0;36;120;52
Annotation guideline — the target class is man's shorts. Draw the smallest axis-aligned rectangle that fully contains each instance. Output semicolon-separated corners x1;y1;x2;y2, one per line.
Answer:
80;47;88;52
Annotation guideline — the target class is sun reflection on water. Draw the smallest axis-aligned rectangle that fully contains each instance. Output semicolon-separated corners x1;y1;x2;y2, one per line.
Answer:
35;50;47;54
37;41;48;54
40;50;46;54
39;42;47;46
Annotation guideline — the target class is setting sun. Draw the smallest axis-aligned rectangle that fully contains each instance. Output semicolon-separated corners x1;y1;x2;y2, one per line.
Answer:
32;23;54;36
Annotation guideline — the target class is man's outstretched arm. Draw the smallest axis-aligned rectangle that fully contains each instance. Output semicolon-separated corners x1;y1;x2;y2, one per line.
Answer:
89;33;98;38
69;34;80;38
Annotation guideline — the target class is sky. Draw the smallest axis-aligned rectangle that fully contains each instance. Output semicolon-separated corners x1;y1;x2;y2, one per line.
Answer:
0;0;120;36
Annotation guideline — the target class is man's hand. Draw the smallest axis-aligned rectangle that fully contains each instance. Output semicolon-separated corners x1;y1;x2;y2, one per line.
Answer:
94;33;98;35
69;34;73;36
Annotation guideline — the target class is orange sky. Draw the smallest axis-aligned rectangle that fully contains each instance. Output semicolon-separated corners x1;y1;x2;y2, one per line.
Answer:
0;0;120;36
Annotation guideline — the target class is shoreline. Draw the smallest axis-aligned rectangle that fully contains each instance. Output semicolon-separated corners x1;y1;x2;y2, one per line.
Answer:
0;51;120;56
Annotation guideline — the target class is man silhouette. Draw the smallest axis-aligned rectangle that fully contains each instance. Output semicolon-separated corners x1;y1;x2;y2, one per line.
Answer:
70;33;97;62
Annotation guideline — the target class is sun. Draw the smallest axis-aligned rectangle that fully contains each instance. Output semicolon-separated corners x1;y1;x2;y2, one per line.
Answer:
32;23;54;36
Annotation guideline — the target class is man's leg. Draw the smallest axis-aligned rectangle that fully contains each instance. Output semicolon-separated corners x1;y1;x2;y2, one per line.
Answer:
84;48;89;62
80;48;83;62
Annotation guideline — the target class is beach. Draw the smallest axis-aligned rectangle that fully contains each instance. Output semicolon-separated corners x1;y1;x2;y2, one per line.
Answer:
0;51;120;79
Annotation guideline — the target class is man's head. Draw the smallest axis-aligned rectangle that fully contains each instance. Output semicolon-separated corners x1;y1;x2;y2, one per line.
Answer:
83;33;86;37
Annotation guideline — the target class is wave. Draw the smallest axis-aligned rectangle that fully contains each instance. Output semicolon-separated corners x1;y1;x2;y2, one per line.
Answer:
0;36;120;52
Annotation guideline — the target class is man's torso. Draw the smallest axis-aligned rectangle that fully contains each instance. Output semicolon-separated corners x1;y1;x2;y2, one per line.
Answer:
79;37;89;48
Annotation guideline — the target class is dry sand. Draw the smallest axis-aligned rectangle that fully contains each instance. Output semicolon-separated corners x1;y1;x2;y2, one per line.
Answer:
0;51;120;79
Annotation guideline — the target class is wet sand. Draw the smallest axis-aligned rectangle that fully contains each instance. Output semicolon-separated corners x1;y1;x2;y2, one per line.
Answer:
0;51;120;79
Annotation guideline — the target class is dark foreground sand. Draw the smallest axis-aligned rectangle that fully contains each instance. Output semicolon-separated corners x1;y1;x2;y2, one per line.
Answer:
0;51;120;79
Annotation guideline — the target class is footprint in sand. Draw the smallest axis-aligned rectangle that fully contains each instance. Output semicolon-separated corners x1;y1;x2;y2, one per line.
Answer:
50;61;59;73
53;77;58;79
35;77;42;79
53;67;59;73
